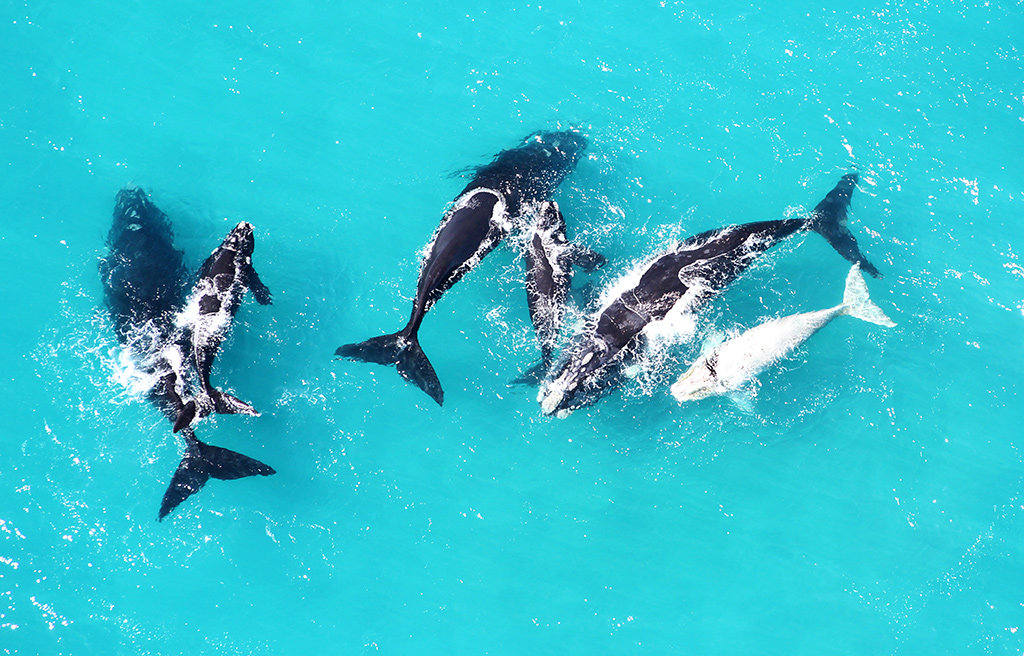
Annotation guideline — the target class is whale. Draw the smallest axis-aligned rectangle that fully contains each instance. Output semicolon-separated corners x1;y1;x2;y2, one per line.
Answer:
99;188;274;520
520;200;606;379
336;130;589;405
671;264;895;403
172;221;272;432
539;173;880;417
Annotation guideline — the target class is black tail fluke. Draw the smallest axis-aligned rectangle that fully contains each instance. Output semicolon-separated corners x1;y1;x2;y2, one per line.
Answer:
809;173;881;278
336;331;444;406
158;430;276;521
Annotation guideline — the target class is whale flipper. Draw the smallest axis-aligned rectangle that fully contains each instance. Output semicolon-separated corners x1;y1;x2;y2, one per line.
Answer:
336;331;444;406
158;431;276;520
172;400;197;433
809;173;881;278
212;389;260;416
246;265;273;305
569;245;607;272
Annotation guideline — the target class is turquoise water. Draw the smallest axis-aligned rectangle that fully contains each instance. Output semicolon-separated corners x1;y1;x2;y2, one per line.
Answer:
3;1;1023;653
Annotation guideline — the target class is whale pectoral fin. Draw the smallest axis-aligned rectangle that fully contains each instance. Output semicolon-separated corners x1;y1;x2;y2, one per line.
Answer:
246;266;272;305
569;245;607;273
211;390;259;417
510;358;548;386
158;431;276;520
727;387;757;414
172;400;198;433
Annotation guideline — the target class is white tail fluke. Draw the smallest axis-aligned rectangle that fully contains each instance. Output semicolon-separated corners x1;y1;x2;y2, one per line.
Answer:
841;264;896;327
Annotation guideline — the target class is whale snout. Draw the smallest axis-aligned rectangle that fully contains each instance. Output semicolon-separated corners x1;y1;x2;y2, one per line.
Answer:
224;221;255;254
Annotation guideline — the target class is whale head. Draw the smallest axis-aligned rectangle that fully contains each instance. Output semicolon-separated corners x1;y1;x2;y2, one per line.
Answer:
539;338;612;417
221;221;255;257
670;356;720;403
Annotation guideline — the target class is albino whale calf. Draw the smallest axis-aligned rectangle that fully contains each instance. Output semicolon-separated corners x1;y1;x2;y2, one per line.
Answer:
671;264;895;403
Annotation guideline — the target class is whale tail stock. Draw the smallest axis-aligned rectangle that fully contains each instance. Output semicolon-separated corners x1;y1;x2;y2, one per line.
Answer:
840;264;897;327
171;390;259;433
335;327;444;406
809;173;882;278
158;429;276;521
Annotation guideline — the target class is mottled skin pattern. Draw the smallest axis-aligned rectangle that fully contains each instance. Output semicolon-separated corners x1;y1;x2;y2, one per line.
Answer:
175;221;272;429
541;174;877;416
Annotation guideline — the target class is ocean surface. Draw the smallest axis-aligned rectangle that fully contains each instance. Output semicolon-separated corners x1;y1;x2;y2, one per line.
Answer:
2;1;1023;654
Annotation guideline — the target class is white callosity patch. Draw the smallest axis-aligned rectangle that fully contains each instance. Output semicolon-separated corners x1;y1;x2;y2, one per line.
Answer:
671;265;895;403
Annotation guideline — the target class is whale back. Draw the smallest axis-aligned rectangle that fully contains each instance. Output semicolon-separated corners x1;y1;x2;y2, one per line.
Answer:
464;131;587;213
100;188;187;341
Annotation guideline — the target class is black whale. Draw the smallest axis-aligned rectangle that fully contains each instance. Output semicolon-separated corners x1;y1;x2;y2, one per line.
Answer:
337;131;588;405
100;188;274;520
539;173;879;416
172;221;272;433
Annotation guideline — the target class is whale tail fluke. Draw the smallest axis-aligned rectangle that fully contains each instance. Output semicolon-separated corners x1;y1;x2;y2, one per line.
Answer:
336;330;444;406
810;173;881;278
158;430;276;521
841;264;896;327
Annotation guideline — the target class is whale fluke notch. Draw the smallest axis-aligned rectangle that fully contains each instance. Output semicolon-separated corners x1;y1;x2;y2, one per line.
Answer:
158;430;276;520
808;173;881;278
336;331;444;406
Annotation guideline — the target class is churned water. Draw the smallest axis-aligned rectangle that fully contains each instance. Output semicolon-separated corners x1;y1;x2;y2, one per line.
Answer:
2;1;1023;654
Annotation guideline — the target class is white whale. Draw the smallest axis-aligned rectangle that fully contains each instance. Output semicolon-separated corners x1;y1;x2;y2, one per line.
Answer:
671;264;895;402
